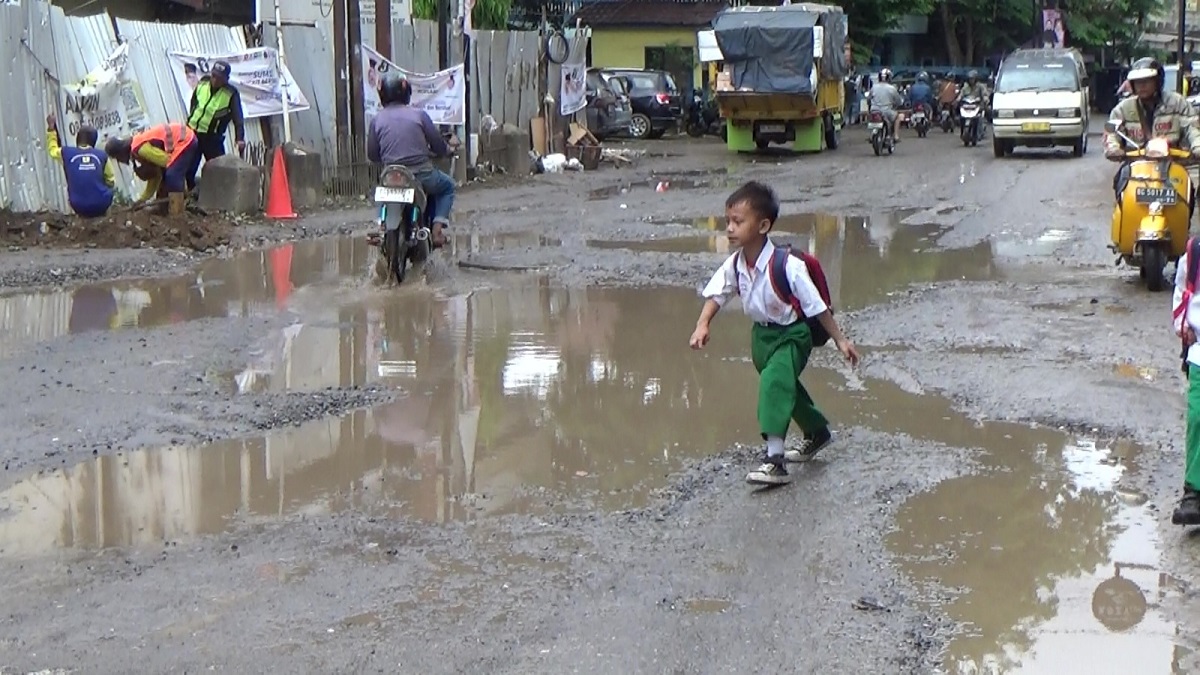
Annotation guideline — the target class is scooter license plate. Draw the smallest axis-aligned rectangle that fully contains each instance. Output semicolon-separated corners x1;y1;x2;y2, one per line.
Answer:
911;113;925;120
1135;187;1178;204
868;122;883;129
374;186;415;203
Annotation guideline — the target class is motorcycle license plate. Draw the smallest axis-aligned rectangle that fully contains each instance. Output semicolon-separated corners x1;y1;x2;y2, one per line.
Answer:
759;124;785;134
1135;187;1178;205
868;122;883;129
912;114;925;121
374;186;415;203
1021;122;1051;133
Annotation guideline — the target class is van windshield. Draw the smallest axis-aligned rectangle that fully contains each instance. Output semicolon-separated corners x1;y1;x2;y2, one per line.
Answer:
996;63;1079;93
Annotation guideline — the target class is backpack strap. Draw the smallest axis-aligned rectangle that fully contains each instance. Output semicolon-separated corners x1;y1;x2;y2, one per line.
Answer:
767;245;804;317
1176;238;1200;328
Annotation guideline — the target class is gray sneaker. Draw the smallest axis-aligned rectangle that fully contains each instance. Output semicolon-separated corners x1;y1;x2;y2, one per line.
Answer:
746;458;791;485
785;429;833;463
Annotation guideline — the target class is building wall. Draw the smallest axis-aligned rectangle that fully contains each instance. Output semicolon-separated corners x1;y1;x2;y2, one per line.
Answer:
590;27;704;89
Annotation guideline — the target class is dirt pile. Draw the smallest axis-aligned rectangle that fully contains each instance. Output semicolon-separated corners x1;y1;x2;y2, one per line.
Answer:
0;208;239;252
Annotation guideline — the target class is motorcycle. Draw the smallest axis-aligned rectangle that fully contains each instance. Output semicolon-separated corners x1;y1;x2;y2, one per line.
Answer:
686;92;725;139
867;110;895;156
910;102;931;138
367;165;437;285
959;96;984;146
939;102;955;133
1106;121;1194;292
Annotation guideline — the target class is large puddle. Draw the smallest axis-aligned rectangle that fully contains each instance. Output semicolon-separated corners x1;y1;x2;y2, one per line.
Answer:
0;281;1181;665
0;237;373;356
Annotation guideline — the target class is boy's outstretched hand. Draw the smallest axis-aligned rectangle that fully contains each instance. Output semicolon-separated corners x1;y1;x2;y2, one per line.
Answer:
689;325;710;350
836;338;861;366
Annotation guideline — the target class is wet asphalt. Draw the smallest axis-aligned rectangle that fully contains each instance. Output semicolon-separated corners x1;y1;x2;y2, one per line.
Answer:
1;125;1198;673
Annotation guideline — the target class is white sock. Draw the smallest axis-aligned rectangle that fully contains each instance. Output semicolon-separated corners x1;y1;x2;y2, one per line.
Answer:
766;436;785;458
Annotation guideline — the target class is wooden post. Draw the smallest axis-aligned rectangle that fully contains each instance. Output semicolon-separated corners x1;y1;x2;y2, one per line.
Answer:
333;0;351;166
347;0;366;163
375;0;391;56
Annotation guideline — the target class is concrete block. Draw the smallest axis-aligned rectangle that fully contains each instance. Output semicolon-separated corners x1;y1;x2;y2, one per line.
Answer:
476;124;533;175
279;142;323;209
197;155;262;214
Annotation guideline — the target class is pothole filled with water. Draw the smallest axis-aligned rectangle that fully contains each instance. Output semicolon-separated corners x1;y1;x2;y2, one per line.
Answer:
0;237;372;355
588;172;734;200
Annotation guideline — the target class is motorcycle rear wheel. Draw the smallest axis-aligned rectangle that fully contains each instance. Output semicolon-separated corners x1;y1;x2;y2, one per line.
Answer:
872;135;882;156
1144;244;1167;292
384;229;408;284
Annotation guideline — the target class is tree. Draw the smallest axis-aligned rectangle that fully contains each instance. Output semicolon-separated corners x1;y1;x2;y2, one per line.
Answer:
411;0;512;30
936;0;1034;66
838;0;938;63
1064;0;1163;55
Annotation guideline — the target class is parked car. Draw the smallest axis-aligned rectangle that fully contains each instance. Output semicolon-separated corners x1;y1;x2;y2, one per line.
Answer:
585;68;633;140
599;68;683;139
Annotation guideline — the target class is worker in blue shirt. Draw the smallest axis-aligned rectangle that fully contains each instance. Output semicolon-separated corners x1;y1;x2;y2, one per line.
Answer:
46;113;116;218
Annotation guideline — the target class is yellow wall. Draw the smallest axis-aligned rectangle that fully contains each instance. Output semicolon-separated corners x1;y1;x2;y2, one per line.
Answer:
590;28;704;90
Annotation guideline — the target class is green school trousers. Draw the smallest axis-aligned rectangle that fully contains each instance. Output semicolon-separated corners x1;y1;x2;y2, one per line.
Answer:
751;320;829;439
1187;365;1200;490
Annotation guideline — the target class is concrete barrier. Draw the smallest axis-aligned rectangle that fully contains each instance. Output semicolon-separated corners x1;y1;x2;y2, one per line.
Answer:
278;143;323;210
477;124;533;175
196;155;262;214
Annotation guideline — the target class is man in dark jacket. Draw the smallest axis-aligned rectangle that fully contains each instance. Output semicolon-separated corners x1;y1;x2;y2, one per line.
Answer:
186;60;246;161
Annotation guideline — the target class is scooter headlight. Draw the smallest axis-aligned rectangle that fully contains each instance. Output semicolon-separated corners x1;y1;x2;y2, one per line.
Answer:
1147;137;1170;158
1148;200;1164;215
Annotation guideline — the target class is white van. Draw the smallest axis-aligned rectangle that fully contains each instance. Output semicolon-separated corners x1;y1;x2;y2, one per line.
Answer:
991;48;1089;158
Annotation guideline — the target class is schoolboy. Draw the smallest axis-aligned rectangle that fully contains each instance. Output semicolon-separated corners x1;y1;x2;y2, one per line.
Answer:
689;181;861;485
1172;244;1200;525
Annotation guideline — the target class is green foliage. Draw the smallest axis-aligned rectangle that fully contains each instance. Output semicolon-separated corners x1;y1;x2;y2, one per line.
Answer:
939;0;1037;64
412;0;512;30
1064;0;1165;54
839;0;937;51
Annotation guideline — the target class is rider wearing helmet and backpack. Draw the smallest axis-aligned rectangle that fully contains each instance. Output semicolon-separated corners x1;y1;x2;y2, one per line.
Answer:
366;72;460;248
1105;58;1200;208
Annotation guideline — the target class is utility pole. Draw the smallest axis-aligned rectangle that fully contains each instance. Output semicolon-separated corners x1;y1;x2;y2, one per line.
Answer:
333;0;350;166
348;0;366;159
376;0;392;56
438;0;450;70
1178;0;1187;93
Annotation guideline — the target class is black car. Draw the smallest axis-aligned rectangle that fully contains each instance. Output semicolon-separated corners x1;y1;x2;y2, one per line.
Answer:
599;68;683;139
585;68;634;140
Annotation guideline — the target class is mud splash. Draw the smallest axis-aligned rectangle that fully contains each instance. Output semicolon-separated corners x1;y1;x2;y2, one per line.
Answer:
0;237;371;355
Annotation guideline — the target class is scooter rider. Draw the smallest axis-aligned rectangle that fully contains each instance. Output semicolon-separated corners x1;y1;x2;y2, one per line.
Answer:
908;71;934;119
1104;57;1200;212
366;72;459;248
869;68;904;142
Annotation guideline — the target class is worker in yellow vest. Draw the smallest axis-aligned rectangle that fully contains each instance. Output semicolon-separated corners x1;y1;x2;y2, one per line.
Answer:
186;60;246;162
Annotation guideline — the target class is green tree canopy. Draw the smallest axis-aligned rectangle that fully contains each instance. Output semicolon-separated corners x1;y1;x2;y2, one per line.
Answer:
412;0;512;30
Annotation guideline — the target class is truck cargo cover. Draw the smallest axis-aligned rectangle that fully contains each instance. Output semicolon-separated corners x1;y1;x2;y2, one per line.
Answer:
714;7;818;94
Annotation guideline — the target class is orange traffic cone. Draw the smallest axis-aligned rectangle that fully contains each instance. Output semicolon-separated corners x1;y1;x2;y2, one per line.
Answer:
265;146;297;219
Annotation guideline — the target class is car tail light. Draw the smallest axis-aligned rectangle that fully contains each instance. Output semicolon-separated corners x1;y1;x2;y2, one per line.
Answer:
656;93;671;105
381;170;409;187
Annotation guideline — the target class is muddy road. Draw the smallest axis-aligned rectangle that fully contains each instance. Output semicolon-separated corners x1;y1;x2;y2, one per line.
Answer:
0;126;1195;674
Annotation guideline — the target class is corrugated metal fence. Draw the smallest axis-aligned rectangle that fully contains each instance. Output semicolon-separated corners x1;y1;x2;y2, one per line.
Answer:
1;3;541;213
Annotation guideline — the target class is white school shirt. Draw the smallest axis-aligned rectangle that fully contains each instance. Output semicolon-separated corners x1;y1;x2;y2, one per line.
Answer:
702;239;828;325
1174;251;1200;367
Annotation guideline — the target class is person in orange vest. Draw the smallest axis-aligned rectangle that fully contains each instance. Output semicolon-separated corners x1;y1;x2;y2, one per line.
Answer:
104;122;201;204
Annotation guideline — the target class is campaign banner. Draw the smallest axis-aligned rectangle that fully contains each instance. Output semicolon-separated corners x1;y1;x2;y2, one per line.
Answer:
166;48;310;119
560;61;587;116
361;44;466;129
60;43;150;141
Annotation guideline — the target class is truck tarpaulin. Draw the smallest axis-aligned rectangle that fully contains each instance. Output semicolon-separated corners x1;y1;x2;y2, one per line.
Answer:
714;7;818;95
818;10;849;79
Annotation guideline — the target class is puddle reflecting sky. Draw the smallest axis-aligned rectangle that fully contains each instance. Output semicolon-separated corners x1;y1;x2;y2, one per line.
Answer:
0;280;1183;668
0;237;371;357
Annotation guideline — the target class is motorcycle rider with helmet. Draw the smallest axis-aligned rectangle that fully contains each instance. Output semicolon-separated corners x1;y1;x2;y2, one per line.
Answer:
955;70;989;134
908;71;935;122
1104;57;1200;213
366;72;460;248
868;68;905;142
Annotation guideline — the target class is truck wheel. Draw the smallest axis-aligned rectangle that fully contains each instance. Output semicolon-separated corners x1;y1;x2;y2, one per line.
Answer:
1073;134;1087;157
756;139;769;150
824;115;840;150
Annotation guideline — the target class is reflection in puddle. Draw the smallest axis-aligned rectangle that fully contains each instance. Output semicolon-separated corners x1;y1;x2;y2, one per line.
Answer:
596;213;999;311
992;227;1073;258
888;432;1185;673
588;174;732;200
450;230;562;255
0;237;371;356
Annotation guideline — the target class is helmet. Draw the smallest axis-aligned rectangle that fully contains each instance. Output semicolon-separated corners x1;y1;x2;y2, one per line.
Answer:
917;71;928;82
378;72;412;107
967;69;979;82
879;68;892;83
1127;57;1164;95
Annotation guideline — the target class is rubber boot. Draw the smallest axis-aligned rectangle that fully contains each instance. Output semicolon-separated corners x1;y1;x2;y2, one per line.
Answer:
1171;486;1200;525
